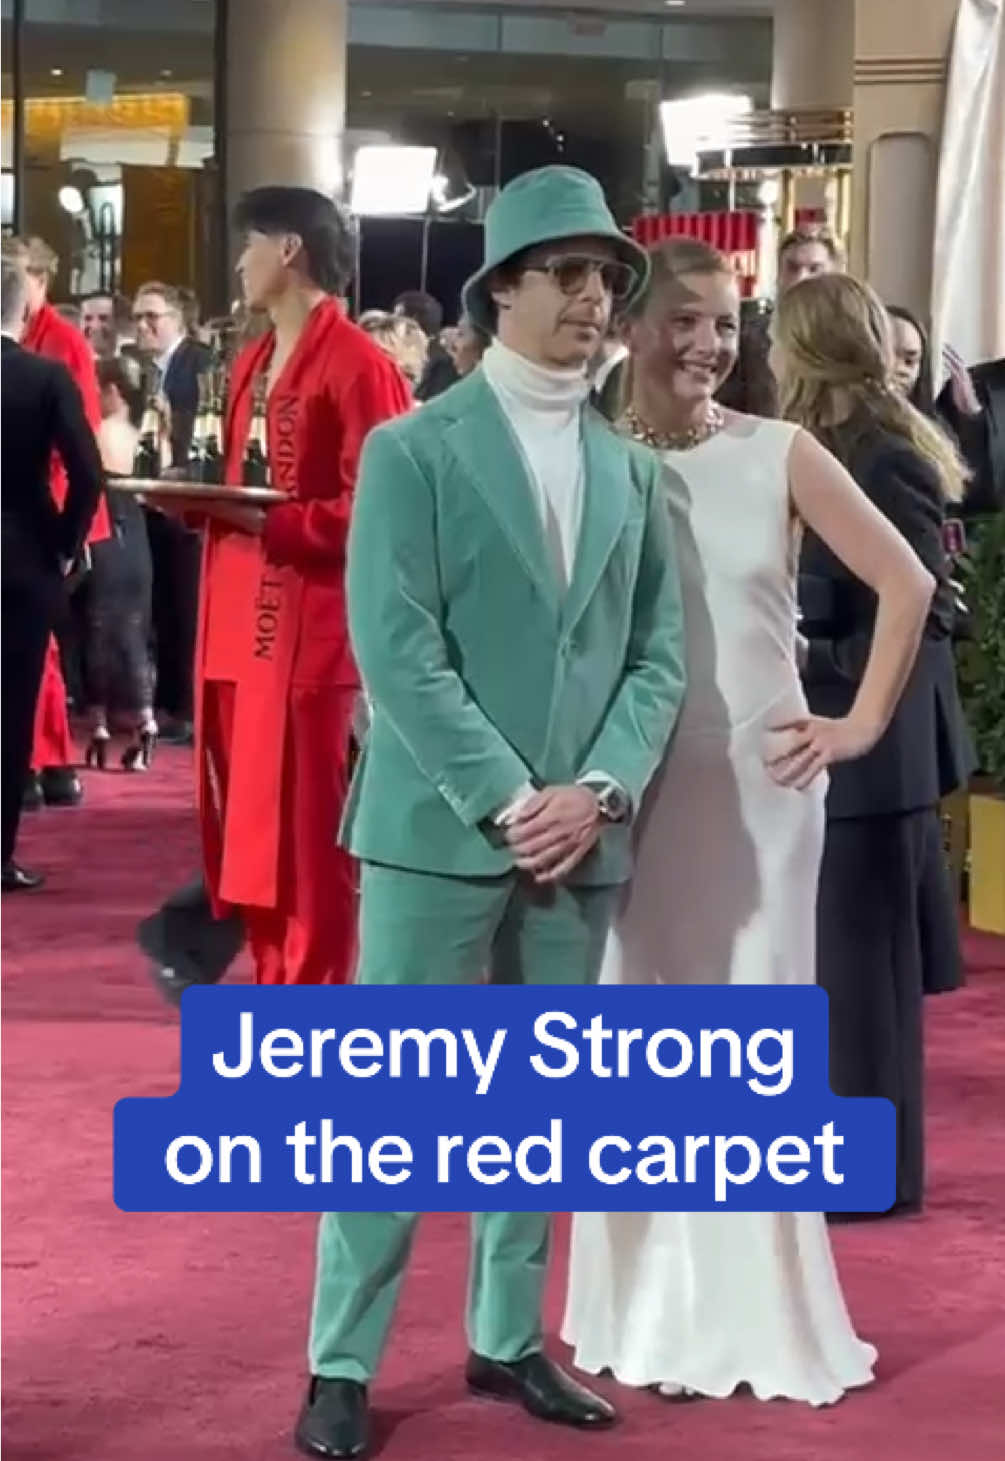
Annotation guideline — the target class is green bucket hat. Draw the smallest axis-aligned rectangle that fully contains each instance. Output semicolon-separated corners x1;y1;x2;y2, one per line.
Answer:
461;165;650;334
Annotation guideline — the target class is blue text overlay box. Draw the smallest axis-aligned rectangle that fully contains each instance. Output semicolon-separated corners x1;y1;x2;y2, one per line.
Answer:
114;985;895;1213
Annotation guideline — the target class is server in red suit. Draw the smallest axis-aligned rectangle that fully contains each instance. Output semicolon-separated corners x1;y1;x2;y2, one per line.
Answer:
12;236;109;809
156;188;409;988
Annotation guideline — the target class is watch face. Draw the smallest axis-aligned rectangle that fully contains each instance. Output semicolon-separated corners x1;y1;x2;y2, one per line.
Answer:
601;787;628;822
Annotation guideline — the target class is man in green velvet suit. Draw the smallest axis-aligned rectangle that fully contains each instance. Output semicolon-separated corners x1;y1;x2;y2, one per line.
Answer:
296;166;687;1460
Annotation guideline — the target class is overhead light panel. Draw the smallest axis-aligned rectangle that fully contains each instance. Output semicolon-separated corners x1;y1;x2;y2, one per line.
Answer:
350;145;437;216
660;92;752;173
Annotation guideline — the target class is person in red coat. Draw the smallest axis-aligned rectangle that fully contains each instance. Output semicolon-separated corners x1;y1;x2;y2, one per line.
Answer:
154;188;409;987
13;236;109;808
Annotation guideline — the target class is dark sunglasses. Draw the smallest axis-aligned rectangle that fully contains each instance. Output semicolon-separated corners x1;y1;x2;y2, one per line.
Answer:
524;253;638;302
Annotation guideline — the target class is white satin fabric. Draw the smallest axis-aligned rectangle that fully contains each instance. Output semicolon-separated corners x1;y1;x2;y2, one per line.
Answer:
931;0;1005;380
562;420;877;1406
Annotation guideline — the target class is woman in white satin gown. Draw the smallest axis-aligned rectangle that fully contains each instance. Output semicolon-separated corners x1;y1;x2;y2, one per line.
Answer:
562;240;935;1406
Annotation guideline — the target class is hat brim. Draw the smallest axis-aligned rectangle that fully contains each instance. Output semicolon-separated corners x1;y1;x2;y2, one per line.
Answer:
462;228;650;335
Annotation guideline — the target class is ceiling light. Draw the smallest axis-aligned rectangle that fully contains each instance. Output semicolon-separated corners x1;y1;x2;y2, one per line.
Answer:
58;185;86;216
430;157;476;215
50;67;64;77
435;182;476;215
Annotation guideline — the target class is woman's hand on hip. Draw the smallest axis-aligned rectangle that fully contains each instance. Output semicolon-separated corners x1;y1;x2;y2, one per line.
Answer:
763;714;878;789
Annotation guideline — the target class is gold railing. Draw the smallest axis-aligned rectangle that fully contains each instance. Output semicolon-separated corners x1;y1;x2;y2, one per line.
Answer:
706;108;853;150
689;107;855;255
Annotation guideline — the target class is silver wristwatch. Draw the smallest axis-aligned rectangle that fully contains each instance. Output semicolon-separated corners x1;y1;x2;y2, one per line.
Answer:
594;783;630;823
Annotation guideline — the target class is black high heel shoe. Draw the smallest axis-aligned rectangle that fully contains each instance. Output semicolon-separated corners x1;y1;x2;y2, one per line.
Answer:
84;732;110;770
121;725;157;772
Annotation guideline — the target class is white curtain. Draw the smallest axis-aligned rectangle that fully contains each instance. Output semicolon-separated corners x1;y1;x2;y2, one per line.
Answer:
931;0;1005;380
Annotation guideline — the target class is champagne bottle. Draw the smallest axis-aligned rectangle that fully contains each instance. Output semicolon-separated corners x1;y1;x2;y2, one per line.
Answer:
200;366;225;485
188;369;212;480
241;373;270;487
133;375;162;480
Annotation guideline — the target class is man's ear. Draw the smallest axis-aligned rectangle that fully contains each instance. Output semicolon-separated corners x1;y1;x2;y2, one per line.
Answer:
280;232;305;268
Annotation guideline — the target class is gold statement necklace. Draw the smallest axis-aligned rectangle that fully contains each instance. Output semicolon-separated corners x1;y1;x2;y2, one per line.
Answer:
622;402;726;452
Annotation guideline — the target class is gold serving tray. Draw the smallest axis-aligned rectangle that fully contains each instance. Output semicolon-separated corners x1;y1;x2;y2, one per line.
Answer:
112;477;284;505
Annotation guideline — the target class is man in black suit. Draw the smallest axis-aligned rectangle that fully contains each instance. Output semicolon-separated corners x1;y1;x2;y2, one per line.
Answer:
132;281;212;744
1;254;103;891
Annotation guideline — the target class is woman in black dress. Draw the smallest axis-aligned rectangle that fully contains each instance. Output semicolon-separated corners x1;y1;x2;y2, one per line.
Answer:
774;274;974;1217
84;356;157;770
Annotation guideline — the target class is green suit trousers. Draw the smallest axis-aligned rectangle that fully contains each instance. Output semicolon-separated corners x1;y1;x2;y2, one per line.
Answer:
308;861;618;1381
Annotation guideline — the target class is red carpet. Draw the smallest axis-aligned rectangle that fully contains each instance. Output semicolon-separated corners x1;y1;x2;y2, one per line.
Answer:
3;747;1004;1461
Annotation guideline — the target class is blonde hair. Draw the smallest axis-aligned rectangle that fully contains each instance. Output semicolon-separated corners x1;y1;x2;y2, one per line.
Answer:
5;234;59;279
776;273;967;502
625;236;734;321
358;309;428;387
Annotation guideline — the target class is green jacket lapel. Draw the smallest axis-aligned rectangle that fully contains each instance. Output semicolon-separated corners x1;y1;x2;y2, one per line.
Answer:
442;372;560;610
562;409;631;637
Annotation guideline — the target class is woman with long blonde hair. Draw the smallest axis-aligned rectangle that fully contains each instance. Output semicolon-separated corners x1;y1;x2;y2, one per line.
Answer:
776;273;974;1218
563;239;936;1406
357;310;428;394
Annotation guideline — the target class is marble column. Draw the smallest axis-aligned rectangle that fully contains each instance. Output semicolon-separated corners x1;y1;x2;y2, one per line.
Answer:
771;0;854;111
771;0;854;234
225;0;347;236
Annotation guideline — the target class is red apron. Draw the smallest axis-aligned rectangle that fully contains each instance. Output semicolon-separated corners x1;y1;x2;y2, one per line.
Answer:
23;304;108;769
194;298;409;982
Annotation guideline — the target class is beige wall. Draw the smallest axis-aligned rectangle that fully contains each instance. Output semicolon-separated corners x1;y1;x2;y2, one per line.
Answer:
851;0;960;317
770;0;962;318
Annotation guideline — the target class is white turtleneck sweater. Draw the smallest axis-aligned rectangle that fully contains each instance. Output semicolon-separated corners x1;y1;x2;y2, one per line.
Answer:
481;339;591;588
480;339;622;824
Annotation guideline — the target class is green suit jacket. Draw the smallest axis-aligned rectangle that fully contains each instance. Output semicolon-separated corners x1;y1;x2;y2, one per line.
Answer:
341;369;686;885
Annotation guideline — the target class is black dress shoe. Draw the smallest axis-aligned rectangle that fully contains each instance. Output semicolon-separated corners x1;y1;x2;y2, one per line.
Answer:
2;860;45;892
137;879;246;1007
465;1351;617;1429
295;1377;369;1459
39;767;83;807
22;772;44;812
